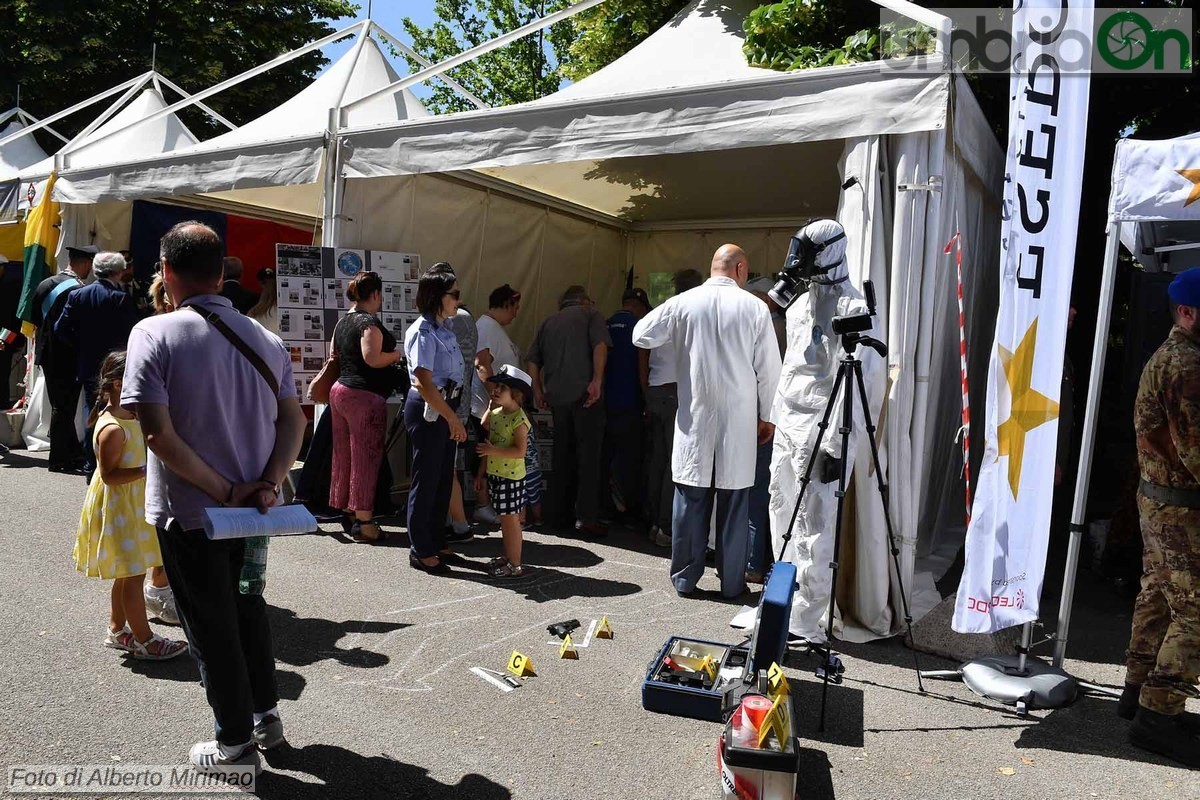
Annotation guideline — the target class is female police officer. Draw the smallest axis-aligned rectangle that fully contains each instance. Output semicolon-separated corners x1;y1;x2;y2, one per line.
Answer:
404;263;467;573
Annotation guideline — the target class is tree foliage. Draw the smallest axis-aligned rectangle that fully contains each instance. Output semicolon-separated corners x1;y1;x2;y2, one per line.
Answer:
556;0;689;81
0;0;358;142
397;0;578;114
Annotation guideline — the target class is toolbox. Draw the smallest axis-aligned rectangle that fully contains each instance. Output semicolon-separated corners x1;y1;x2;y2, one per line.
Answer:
641;562;797;722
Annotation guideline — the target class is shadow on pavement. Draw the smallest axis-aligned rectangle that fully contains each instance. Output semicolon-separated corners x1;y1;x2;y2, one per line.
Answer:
259;743;512;799
123;654;200;683
791;679;866;749
1014;694;1177;768
445;562;642;602
797;747;836;800
0;448;49;469
268;606;411;669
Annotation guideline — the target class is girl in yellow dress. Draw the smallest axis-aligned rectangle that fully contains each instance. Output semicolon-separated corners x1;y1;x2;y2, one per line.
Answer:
73;351;187;661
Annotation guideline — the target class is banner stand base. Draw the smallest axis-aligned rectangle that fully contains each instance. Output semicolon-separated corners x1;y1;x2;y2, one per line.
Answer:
922;655;1078;716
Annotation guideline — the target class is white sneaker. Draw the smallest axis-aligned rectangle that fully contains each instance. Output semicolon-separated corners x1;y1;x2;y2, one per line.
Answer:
653;527;672;548
188;740;261;779
145;585;180;625
473;505;500;525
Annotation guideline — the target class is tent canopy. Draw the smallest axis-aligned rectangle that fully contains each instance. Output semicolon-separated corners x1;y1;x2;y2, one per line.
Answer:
1109;131;1200;272
0;112;52;222
54;36;427;206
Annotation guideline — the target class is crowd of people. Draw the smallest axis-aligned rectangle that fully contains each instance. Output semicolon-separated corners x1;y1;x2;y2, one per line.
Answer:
10;214;1200;776
2;215;852;778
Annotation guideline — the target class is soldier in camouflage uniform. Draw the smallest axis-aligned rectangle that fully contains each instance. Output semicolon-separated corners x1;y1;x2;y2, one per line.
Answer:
1120;267;1200;767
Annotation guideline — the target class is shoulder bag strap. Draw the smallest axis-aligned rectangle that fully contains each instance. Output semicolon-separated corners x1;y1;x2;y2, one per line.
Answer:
186;305;280;397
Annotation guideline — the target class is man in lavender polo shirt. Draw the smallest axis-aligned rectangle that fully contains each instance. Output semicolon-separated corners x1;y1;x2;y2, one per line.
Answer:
122;222;306;778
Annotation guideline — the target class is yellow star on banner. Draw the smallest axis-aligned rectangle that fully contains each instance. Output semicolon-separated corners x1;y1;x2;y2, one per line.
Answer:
996;318;1059;500
1178;169;1200;207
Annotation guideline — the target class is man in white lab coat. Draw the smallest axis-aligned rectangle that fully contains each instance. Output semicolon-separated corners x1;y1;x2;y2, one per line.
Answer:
632;245;782;598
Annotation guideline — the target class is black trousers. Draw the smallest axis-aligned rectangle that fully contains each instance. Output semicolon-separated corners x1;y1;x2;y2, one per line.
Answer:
45;364;82;468
158;523;278;747
605;408;646;519
404;389;455;558
548;397;606;526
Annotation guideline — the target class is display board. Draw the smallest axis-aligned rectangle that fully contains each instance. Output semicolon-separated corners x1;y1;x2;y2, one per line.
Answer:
276;244;421;403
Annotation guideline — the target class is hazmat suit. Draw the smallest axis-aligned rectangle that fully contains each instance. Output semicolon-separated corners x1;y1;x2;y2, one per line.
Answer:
768;219;878;643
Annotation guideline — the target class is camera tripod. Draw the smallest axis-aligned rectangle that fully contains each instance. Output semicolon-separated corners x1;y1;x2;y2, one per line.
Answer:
775;326;925;732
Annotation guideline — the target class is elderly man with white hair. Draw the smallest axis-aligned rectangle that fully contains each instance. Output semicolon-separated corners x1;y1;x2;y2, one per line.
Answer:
633;244;782;599
768;218;879;644
55;250;141;471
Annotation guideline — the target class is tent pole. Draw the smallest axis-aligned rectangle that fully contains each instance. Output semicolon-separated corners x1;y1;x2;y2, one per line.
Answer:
153;73;238;131
370;21;491;109
0;72;152;148
61;73;155;157
1052;222;1123;667
63;20;369;155
343;0;611;113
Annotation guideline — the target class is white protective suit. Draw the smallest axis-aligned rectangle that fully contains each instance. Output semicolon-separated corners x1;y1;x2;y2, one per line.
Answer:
768;220;877;642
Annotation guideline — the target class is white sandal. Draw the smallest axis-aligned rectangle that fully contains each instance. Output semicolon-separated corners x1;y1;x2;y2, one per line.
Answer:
130;634;189;661
103;625;135;652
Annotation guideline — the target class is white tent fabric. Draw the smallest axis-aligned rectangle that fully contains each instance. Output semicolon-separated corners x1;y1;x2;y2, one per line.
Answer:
0;114;51;218
20;87;198;211
54;38;427;205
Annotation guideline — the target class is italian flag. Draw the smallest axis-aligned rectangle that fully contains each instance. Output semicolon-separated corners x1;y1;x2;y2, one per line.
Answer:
14;172;60;337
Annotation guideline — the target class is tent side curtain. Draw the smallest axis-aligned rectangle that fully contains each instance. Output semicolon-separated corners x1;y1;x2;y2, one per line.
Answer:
832;127;1001;642
342;69;951;179
52;134;327;205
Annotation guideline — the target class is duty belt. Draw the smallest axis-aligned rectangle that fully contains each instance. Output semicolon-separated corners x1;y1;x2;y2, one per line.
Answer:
1139;479;1200;509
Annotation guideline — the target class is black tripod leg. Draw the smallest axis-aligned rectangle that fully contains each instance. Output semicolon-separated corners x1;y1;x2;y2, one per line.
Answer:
775;366;846;564
851;360;925;692
819;358;854;733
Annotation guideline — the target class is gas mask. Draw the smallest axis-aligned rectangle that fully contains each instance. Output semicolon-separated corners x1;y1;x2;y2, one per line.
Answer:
767;220;848;310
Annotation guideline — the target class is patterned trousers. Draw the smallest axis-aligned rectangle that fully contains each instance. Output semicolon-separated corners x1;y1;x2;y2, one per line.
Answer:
1125;496;1200;714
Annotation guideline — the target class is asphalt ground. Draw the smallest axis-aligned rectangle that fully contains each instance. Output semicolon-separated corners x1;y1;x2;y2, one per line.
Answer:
1;447;1198;799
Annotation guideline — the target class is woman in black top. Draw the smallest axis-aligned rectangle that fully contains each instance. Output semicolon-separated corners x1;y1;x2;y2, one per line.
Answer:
328;271;401;542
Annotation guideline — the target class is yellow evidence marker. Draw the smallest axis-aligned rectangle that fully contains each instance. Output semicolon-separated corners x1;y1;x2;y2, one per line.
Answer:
559;634;579;660
508;651;536;677
595;616;614;639
757;694;792;749
697;654;718;683
767;662;791;701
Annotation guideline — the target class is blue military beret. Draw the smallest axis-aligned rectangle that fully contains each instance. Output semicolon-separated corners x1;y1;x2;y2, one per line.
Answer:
1168;267;1200;307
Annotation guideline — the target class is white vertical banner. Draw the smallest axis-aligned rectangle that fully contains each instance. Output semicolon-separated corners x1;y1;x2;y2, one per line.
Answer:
953;0;1093;633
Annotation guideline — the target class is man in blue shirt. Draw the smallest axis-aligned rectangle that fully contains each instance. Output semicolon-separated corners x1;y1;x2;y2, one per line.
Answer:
605;288;651;525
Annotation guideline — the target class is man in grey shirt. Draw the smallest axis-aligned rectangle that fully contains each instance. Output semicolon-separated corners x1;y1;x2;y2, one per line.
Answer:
122;222;306;778
527;285;611;536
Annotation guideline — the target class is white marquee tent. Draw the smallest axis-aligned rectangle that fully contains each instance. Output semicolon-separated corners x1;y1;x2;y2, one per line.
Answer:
328;0;1004;639
50;24;431;233
1052;130;1200;664
35;0;1005;639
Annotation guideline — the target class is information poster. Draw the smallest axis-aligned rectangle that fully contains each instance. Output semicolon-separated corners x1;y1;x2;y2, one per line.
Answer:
278;276;323;308
372;251;421;282
275;245;422;405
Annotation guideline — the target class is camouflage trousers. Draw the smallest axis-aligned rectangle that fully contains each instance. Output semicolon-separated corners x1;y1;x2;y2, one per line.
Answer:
1125;496;1200;714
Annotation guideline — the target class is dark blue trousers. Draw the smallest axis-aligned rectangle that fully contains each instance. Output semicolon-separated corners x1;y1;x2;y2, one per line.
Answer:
404;390;455;559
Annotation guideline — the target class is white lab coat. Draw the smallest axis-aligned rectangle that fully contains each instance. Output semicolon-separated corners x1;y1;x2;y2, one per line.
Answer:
769;268;877;641
632;277;782;490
